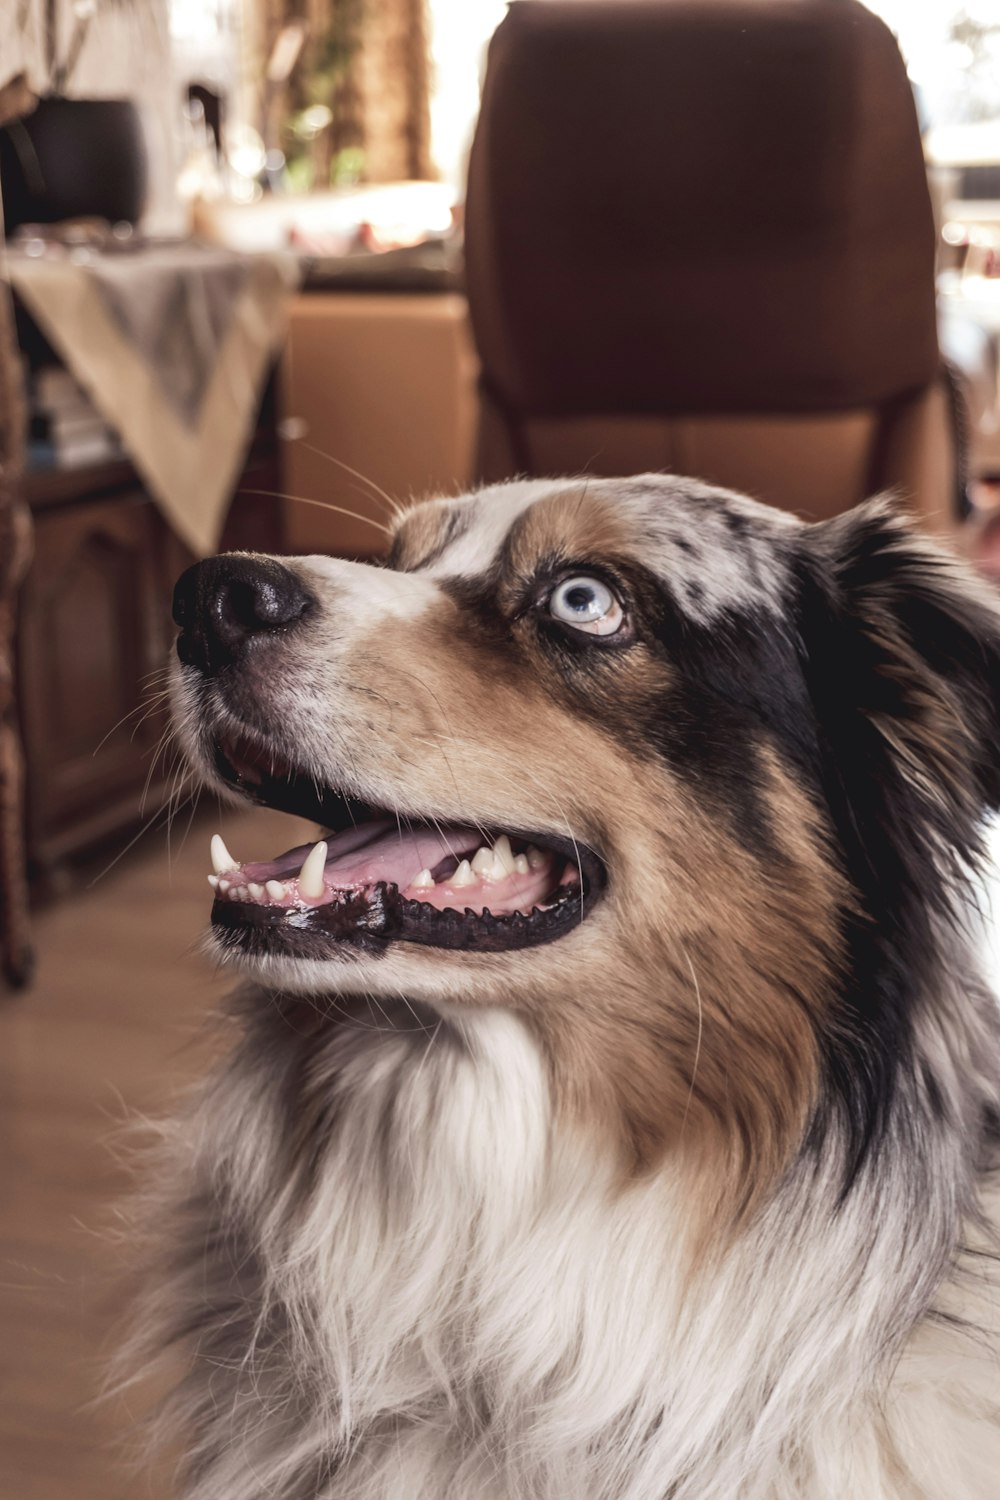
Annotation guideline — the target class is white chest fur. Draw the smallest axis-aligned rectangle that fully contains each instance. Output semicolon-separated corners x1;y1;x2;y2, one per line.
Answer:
158;1002;1000;1500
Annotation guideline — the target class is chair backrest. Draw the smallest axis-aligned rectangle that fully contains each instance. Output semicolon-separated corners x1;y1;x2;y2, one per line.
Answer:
465;0;957;529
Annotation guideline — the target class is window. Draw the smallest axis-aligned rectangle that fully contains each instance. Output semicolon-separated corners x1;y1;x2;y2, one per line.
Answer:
428;0;506;185
865;1;1000;172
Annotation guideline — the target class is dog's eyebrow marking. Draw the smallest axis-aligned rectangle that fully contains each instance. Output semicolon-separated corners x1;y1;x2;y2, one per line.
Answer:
392;505;473;574
498;483;637;588
420;481;569;580
419;508;473;571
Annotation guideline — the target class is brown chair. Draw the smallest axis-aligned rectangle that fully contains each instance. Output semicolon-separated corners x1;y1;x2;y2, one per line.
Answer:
465;0;962;532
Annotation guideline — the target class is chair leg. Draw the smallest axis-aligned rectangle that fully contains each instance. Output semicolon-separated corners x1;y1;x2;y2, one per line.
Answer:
0;715;33;990
0;501;33;991
1;175;34;991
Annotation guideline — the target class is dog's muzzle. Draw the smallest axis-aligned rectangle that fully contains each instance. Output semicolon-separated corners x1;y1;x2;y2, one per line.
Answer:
172;555;606;961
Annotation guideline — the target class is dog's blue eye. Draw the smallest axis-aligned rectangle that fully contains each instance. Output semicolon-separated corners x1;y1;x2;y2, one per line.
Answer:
548;576;624;636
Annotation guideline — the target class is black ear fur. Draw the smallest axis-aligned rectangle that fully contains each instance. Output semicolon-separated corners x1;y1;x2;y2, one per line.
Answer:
801;496;1000;837
796;499;1000;1181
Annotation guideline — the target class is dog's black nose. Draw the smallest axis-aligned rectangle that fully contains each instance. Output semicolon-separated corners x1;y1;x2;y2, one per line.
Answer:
173;555;312;676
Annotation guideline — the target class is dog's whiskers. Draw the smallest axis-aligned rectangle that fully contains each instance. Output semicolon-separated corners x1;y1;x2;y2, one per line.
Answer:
286;439;408;523
236;486;393;540
85;777;196;889
91;687;171;756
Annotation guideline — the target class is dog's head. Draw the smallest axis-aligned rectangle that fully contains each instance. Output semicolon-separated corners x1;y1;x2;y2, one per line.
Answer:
171;476;1000;1189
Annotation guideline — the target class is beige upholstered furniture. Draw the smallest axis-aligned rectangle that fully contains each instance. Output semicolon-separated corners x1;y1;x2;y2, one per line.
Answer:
465;0;962;533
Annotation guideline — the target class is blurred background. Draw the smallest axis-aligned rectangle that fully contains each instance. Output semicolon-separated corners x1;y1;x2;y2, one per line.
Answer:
2;2;1000;1496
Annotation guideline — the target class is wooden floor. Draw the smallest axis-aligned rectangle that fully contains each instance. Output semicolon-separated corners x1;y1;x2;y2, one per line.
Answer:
0;805;312;1500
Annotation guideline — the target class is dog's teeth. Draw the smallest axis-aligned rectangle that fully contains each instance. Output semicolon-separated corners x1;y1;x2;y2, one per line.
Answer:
298;840;328;898
207;874;219;890
210;833;238;874
247;883;264;901
265;879;286;901
218;878;231;894
526;846;546;870
492;835;517;875
473;843;508;881
514;854;529;875
411;868;435;889
451;858;476;887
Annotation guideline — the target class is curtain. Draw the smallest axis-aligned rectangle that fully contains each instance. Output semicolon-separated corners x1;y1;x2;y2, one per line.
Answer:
263;0;432;185
358;0;432;181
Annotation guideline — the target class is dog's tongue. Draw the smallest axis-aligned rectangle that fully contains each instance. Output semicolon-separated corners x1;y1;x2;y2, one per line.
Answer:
242;820;480;893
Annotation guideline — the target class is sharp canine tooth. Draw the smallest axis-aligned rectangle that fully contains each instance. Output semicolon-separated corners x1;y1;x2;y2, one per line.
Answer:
451;858;476;888
411;868;435;889
471;846;494;876
298;840;328;898
514;854;529;875
207;874;219;889
526;846;546;870
248;883;264;900
265;880;286;901
210;834;238;874
492;835;517;875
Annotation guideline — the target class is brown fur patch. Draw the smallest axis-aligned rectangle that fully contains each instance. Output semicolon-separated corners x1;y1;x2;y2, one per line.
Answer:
500;484;640;588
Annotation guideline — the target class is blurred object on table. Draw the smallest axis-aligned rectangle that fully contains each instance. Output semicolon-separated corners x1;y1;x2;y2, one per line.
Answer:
0;95;147;236
193;180;457;257
301;237;461;294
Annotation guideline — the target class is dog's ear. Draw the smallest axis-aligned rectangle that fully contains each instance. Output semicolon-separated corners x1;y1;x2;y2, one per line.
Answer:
798;496;1000;836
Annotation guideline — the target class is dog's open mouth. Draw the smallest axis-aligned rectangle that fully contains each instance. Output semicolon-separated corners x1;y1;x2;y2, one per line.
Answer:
207;733;605;958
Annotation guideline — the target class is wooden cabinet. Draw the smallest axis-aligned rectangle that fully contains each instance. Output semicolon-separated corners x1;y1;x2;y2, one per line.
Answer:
19;483;170;872
17;430;283;883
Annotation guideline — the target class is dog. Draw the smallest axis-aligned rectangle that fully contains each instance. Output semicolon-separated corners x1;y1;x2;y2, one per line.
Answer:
146;474;1000;1499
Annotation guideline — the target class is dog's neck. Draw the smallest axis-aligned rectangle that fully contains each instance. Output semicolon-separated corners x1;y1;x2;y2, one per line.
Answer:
159;985;998;1500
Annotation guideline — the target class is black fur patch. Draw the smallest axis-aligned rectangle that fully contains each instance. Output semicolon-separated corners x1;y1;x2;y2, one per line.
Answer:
634;561;819;862
795;504;1000;1189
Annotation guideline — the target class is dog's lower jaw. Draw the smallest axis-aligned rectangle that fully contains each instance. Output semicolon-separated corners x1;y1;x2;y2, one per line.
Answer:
138;988;1000;1500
